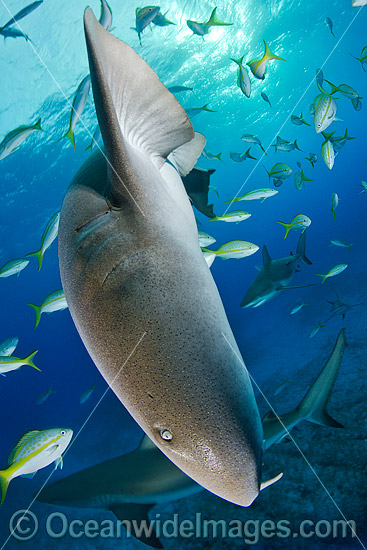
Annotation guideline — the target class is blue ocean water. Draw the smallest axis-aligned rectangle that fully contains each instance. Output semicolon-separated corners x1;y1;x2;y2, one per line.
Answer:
0;0;366;548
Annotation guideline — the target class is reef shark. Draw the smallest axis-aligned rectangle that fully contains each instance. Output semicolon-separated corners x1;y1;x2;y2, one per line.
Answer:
37;329;346;546
263;328;346;449
241;231;312;308
58;8;263;508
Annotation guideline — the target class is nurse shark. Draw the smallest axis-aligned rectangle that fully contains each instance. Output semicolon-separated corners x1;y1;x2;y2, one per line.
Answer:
37;329;346;546
58;9;263;509
241;232;312;308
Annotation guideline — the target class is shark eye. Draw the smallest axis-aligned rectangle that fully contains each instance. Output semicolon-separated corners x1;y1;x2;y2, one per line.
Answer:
160;429;172;441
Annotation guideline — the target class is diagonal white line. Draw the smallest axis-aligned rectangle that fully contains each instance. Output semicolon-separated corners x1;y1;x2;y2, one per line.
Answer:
223;6;364;214
0;0;145;217
221;331;366;549
0;332;146;550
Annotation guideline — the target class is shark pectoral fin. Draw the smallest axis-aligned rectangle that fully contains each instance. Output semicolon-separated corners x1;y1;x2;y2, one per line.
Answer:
137;434;157;451
260;472;283;492
167;132;206;176
83;8;196;203
110;503;162;548
306;410;344;429
21;471;37;479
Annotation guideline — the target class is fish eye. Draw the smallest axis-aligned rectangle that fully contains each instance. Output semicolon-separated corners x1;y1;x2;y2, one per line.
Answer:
317;123;321;128
160;429;172;441
61;430;66;435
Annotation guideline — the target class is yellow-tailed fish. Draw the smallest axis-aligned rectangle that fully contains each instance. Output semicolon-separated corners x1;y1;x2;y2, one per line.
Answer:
0;428;73;505
276;215;311;239
331;193;339;220
291;112;310;126
85;125;102;152
309;321;325;339
0;337;19;357
329;239;352;251
0;258;29;278
263;162;292;182
99;0;112;31
290;301;306;315
26;212;60;270
187;8;232;37
63;75;91;150
80;385;98;404
321;132;335;170
36;386;55;405
247;40;286;80
350;46;367;71
0;119;42;161
317;264;348;284
186;104;217;118
352;1;367;6
201;149;222;161
152;9;176;27
133;6;160;45
314;82;337;133
212;241;259;260
198;231;216;248
359;180;367;193
294;169;313;190
230;56;251;98
325;17;334;37
27;289;68;329
226;188;278;203
209;210;251;223
241;133;266;154
0;350;40;376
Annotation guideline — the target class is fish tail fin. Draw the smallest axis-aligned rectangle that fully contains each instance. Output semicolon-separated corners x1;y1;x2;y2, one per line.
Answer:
85;143;93;152
294;139;302;151
303;175;313;182
27;303;42;329
33;118;42;131
296;231;312;265
0;470;10;506
331;208;335;220
300;113;311;126
263;40;286;62
230;55;244;66
24;350;41;371
201;103;216;112
246;147;257;160
26;249;43;271
216;152;222;161
263;164;271;181
63;128;75;150
207;7;232;26
260;145;267;155
317;273;328;284
276;221;292;239
298;329;346;428
324;79;339;95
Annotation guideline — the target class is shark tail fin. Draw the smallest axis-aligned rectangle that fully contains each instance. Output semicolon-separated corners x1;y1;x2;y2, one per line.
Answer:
0;470;10;506
298;328;346;428
263;40;286;62
83;8;205;203
276;221;292;239
296;231;312;265
26;248;44;271
207;7;232;26
27;303;42;329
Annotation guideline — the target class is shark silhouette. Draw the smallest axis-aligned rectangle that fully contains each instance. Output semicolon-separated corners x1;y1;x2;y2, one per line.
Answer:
241;232;312;308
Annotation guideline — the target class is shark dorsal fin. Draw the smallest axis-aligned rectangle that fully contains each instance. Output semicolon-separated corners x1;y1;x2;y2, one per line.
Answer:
137;434;157;451
110;503;162;548
262;245;272;266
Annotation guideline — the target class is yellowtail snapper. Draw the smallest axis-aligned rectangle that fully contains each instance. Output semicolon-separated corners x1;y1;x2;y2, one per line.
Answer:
0;119;42;161
187;8;232;37
27;289;68;329
247;40;286;80
27;212;60;270
63;75;91;150
230;56;251;98
317;264;348;284
0;258;29;278
276;215;311;239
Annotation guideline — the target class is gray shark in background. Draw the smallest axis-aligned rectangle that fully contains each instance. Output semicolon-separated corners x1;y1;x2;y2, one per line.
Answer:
326;293;362;321
37;329;346;546
241;232;312;308
263;328;346;449
58;9;263;508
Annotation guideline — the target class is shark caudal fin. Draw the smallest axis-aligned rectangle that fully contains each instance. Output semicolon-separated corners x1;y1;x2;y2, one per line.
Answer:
296;231;312;265
297;329;346;428
83;8;205;206
263;40;286;62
